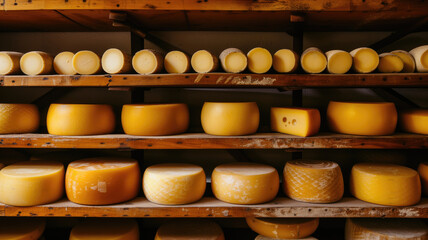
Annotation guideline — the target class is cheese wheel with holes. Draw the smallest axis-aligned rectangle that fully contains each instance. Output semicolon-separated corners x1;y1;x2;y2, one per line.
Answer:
0;218;46;240
327;101;397;136
66;157;140;205
283;160;344;203
350;47;379;73
246;218;319;239
122;103;189;136
325;50;353;74
47;104;115;136
143;163;205;205
255;236;318;240
201;102;259;136
132;49;164;74
391;50;416;73
54;51;76;75
164;50;190;74
0;103;39;134
212;162;279;204
69;219;139;240
350;163;421;206
0;160;64;206
409;45;428;72
20;51;53;75
418;162;428;196
155;219;224;240
247;47;273;74
219;48;247;73
101;48;131;74
399;109;428;135
273;49;299;73
378;53;404;73
301;47;327;73
0;51;22;75
345;218;428;240
191;50;219;73
72;50;101;75
271;107;320;137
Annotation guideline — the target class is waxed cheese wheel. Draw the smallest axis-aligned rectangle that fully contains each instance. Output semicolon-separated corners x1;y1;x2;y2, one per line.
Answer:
350;47;379;73
418;162;428;196
246;218;319;239
300;47;327;74
399;109;428;135
164;50;190;74
69;219;139;240
155;219;224;240
20;51;53;75
247;47;273;74
54;51;76;75
0;218;46;240
0;103;39;134
191;50;219;73
132;49;164;74
72;50;101;75
0;51;22;75
273;49;299;73
101;48;131;74
271;107;320;137
219;48;247;73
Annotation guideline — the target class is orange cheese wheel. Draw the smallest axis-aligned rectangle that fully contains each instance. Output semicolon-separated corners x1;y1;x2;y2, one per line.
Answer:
155;219;224;240
418;162;428;196
70;219;139;240
0;218;46;240
399;109;428;135
246;218;319;239
0;103;39;134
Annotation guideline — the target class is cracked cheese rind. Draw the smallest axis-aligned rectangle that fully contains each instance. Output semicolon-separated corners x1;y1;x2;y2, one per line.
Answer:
246;218;319;239
270;107;320;137
0;103;39;134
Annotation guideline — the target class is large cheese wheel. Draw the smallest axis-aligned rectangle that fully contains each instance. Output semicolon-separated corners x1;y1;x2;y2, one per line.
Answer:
327;101;397;136
219;48;247;73
69;219;139;240
101;48;131;74
54;51;77;75
399;109;428;135
201;102;259;136
143;163;206;205
378;53;404;73
164;50;190;74
0;51;22;75
350;47;379;73
0;160;64;206
155;219;224;240
325;50;353;74
409;45;428;72
46;103;115;136
20;51;53;75
246;218;319;239
247;47;273;74
350;163;421;206
0;103;39;134
271;107;320;137
345;218;428;240
418;162;428;196
391;50;416;73
283;160;344;203
300;47;327;74
132;49;163;74
0;218;46;240
273;49;299;73
66;157;140;205
191;50;219;73
72;50;101;75
121;103;189;136
255;236;317;240
211;162;279;204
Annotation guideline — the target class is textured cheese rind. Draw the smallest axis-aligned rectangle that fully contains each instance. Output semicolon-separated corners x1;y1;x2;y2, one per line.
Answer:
53;51;77;75
270;107;320;137
0;218;46;240
0;104;39;134
132;49;164;74
391;50;416;73
246;218;319;239
378;53;404;73
0;160;64;206
350;47;379;73
164;50;191;74
70;219;139;240
247;47;273;74
101;48;132;74
325;50;353;74
191;50;219;73
66;157;140;205
327;101;397;136
143;163;206;205
72;50;101;75
399;109;428;135
418;162;428;196
0;51;22;75
273;49;299;73
219;48;248;73
122;103;189;136
155;219;224;240
350;163;421;206
212;162;279;204
20;51;53;76
255;235;318;240
300;47;327;73
409;45;428;72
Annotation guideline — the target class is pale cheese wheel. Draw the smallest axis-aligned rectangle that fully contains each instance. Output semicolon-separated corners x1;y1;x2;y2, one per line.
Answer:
255;236;318;240
164;50;190;74
350;47;379;73
211;162;279;204
219;48;247;73
300;47;327;74
132;49;163;74
418;162;428;196
20;51;53;76
54;51;77;75
273;49;299;73
155;219;224;240
270;107;320;137
247;47;273;74
409;45;428;72
246;218;319;239
325;50;353;74
391;50;416;73
0;51;22;75
0;218;46;240
69;219;139;240
191;50;219;73
72;50;101;75
399;109;428;135
101;48;131;74
0;103;39;134
143;163;206;205
378;53;404;73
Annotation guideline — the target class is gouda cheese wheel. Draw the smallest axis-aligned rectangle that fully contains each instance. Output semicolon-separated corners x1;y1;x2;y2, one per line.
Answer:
399;109;428;135
0;103;39;134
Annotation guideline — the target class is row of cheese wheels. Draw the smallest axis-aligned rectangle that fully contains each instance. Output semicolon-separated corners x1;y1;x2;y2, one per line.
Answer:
1;45;427;76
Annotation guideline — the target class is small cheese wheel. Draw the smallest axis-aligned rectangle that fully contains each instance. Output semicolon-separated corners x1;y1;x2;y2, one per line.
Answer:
20;51;53;76
46;103;115;136
247;47;273;74
270;107;320;137
66;157;140;205
101;48;131;74
325;50;353;74
345;218;428;240
164;50;190;74
212;162;279;204
53;51;77;75
327;101;397;136
399;109;428;135
70;219;139;240
378;53;404;73
219;48;247;73
350;47;379;73
255;236;317;240
155;219;224;240
143;163;206;205
0;160;64;206
300;47;327;74
0;103;39;134
283;160;344;203
191;50;219;73
418;162;428;196
0;218;46;240
409;45;428;72
201;102;259;136
72;50;101;75
273;49;299;73
0;51;22;75
246;218;319;239
350;163;421;206
121;103;189;136
391;50;416;73
132;49;163;74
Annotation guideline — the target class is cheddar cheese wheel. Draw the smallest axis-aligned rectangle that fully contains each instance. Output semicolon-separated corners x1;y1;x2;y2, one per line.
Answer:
0;103;39;134
399;109;428;135
69;219;139;240
246;218;319;239
155;219;224;240
0;218;46;240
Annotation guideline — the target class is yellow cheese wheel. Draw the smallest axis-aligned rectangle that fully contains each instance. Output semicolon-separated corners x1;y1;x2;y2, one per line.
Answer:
20;51;53;76
66;157;140;205
247;47;273;74
350;47;379;73
143;163;206;205
54;51;77;75
191;50;219;73
69;219;139;240
325;50;353;74
212;162;279;204
155;219;224;240
391;50;416;73
399;109;428;135
132;49;164;74
418;162;428;196
121;103;189;136
255;236;317;240
0;218;46;240
46;103;115;136
0;51;22;75
273;49;299;73
72;50;101;75
378;53;404;73
327;101;397;136
409;45;428;72
201;102;259;136
164;50;190;74
271;107;320;137
0;104;39;134
300;47;327;74
246;218;319;239
219;48;247;73
0;160;64;206
101;48;131;74
350;163;421;206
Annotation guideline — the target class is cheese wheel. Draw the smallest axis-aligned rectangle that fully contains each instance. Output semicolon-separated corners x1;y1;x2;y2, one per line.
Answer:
72;50;101;75
418;162;428;196
300;47;327;74
246;218;319;239
345;218;428;240
164;50;190;74
378;53;404;73
325;50;353;74
101;48;131;74
0;51;22;75
66;157;140;205
155;219;224;240
219;48;247;73
212;162;279;204
53;51;77;75
350;163;421;206
143;163;206;205
69;219;139;240
399;109;428;135
201;102;259;136
350;47;379;73
409;45;428;72
273;49;299;73
391;50;416;73
121;103;189;136
283;160;344;203
0;218;46;240
247;47;273;74
255;236;318;240
0;103;39;134
20;51;53;76
132;49;164;74
46;103;115;136
191;50;219;73
270;107;320;137
327;101;397;136
0;160;64;206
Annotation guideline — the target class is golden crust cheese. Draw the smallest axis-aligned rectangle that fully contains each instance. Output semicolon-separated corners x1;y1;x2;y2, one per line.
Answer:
399;109;428;135
0;103;39;134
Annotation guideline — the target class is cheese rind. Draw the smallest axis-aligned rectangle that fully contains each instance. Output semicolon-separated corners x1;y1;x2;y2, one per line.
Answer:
54;51;77;75
132;49;164;74
0;103;39;134
70;219;139;240
300;47;327;73
399;109;428;135
350;47;379;73
378;53;404;73
0;51;22;75
247;47;273;74
0;218;46;240
164;50;190;73
155;219;224;240
391;50;416;73
418;162;428;196
246;218;319;239
219;48;247;73
101;48;131;74
325;50;352;74
273;49;299;73
271;107;320;137
409;45;428;72
191;50;219;73
255;236;317;240
20;51;53;75
72;50;101;75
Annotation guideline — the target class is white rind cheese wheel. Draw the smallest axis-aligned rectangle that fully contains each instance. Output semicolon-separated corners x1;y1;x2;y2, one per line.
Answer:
255;236;317;240
0;51;22;75
191;50;219;73
132;49;164;74
270;107;321;137
246;218;319;239
72;50;101;75
391;50;416;73
409;45;428;72
101;48;131;74
164;50;191;74
143;163;206;205
273;49;299;73
70;219;139;240
20;51;53;75
0;103;39;134
418;162;428;196
399;109;428;135
54;51;77;75
0;160;64;206
247;47;273;74
378;53;404;73
350;47;379;73
212;162;279;204
155;219;225;240
325;50;353;74
300;47;327;73
0;218;46;240
350;163;421;206
219;48;248;73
